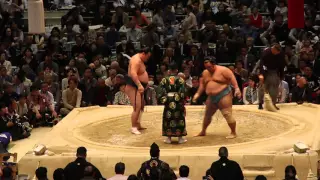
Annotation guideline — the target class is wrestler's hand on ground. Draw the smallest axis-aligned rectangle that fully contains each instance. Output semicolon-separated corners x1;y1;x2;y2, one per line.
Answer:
138;85;144;93
234;88;242;99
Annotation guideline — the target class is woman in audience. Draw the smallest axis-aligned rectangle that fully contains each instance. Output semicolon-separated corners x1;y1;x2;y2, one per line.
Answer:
1;27;14;45
132;7;150;28
113;83;130;105
62;68;77;91
243;75;259;105
20;48;37;81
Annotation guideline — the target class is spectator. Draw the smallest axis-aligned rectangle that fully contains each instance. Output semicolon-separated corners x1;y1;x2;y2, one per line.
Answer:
38;55;59;74
182;5;197;30
234;60;249;82
153;8;165;29
137;143;176;179
80;23;97;45
208;147;244;180
64;147;103;180
274;0;288;21
17;93;28;117
126;20;142;42
81;166;96;180
291;77;313;104
0;102;30;141
12;72;30;95
249;7;262;28
141;23;159;48
215;4;232;26
53;168;65;180
93;56;107;78
105;23;120;48
92;78;112;106
27;85;57;127
132;7;150;28
35;167;48;180
79;68;97;106
144;79;157;105
71;36;90;58
0;132;12;160
61;22;77;42
189;77;206;105
112;6;130;30
93;35;112;59
162;4;176;25
62;68;77;91
108;162;128;180
243;75;259;105
177;165;190;180
61;76;82;116
197;20;219;43
0;66;12;90
2;166;13;180
117;35;136;56
255;175;267;180
127;175;138;180
92;5;111;27
20;48;37;81
0;51;11;75
113;83;130;105
1;83;19;106
284;165;298;180
277;78;289;103
105;69;117;88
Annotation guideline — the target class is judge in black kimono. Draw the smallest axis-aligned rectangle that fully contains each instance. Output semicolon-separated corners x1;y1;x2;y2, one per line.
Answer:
137;143;176;180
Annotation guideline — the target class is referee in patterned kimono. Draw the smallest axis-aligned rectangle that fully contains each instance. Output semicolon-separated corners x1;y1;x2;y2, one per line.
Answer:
258;44;286;110
158;63;187;144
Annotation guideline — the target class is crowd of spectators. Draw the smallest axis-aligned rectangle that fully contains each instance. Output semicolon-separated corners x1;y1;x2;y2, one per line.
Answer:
0;0;319;178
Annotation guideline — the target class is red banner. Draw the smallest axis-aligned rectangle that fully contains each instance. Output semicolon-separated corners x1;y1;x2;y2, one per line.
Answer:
288;0;305;29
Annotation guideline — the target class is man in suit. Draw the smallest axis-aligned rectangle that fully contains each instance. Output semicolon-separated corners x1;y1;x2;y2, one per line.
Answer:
176;34;189;57
92;5;111;27
197;20;219;43
215;32;237;63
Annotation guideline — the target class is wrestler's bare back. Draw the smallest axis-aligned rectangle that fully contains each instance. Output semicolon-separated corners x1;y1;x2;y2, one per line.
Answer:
128;54;149;83
202;65;231;96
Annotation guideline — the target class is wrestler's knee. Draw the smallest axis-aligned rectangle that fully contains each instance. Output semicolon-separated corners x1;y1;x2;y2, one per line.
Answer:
221;108;236;124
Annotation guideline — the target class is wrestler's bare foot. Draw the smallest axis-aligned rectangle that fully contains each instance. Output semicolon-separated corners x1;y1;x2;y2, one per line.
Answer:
178;137;187;144
131;127;141;135
226;133;237;139
194;131;206;137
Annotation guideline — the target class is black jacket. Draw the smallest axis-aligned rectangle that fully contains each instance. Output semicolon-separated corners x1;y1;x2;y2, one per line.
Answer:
64;157;103;180
209;157;244;180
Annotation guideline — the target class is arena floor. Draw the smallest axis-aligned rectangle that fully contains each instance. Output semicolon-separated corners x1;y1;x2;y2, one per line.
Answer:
16;104;320;180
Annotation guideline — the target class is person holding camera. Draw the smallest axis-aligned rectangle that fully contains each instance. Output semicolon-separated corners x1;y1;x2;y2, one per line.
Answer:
27;85;57;127
0;103;30;141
